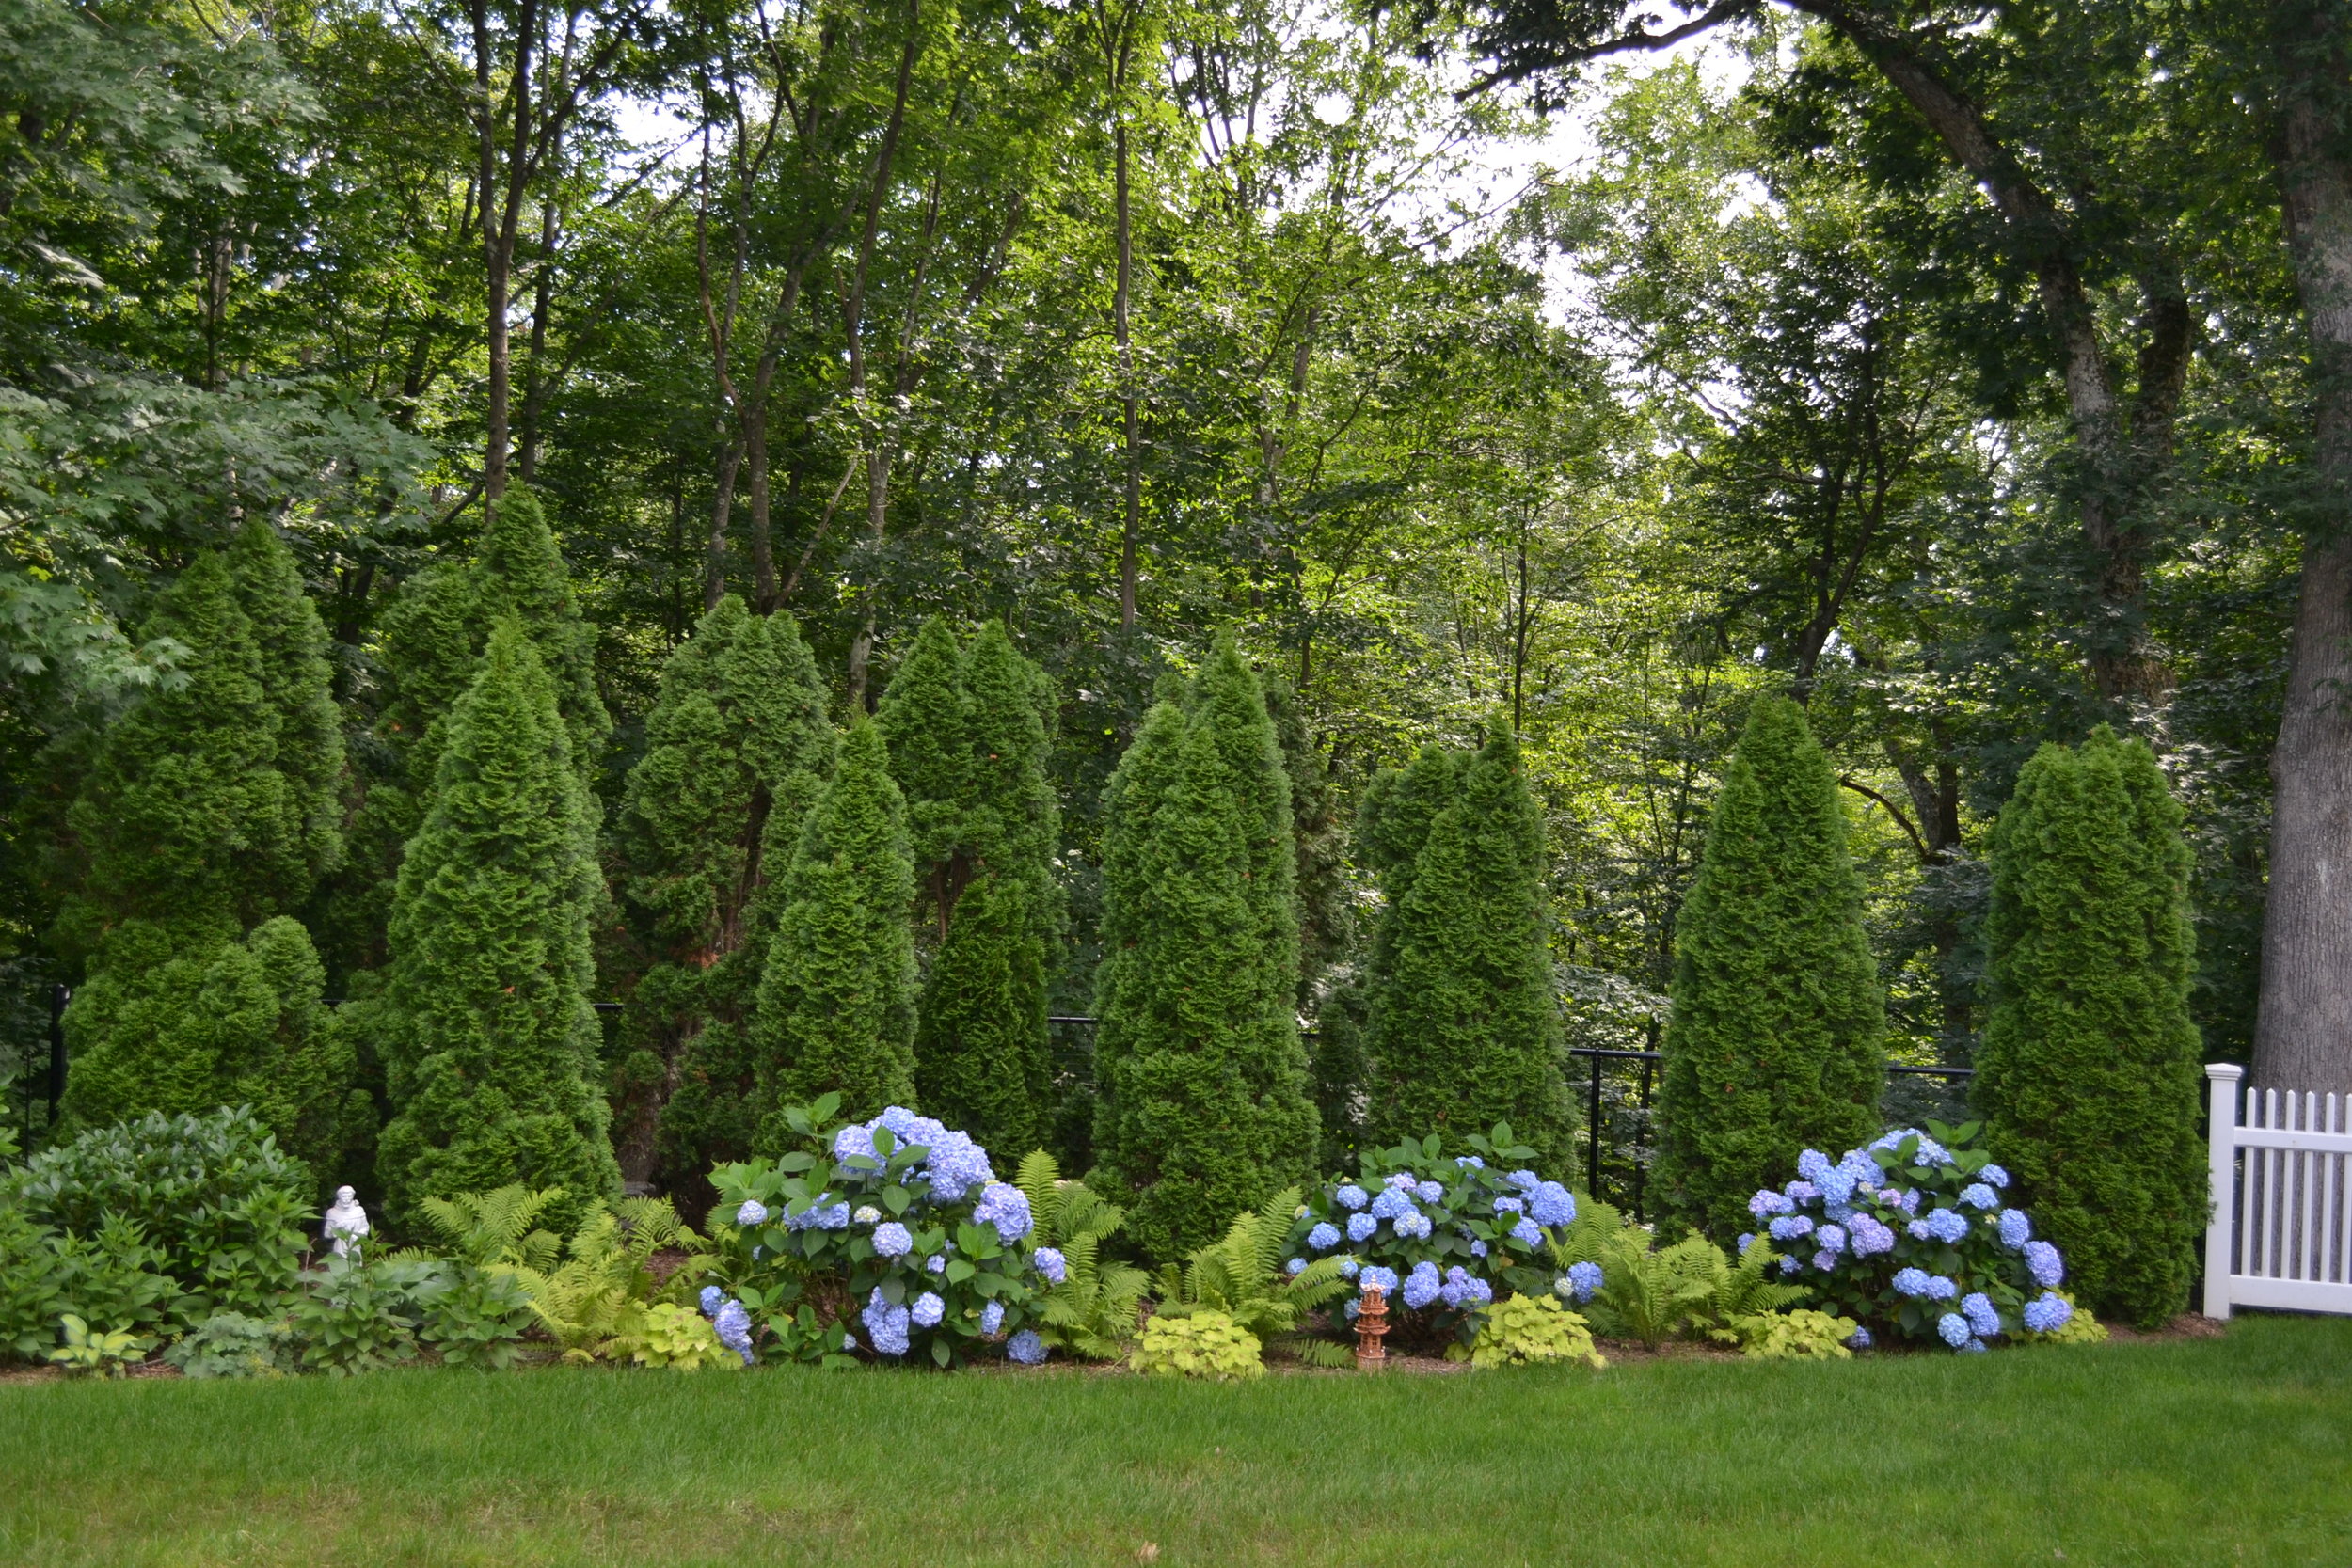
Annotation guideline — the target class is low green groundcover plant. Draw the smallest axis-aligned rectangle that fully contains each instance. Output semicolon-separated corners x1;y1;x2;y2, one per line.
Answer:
1468;1293;1605;1368
1743;1121;2080;1351
1129;1309;1265;1379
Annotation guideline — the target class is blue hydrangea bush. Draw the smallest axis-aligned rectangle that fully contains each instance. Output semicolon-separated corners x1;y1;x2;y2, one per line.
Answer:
700;1095;1047;1368
1746;1120;2078;1353
1284;1124;1578;1349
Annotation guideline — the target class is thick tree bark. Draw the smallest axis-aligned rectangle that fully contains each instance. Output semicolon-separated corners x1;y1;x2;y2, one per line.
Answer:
2254;5;2352;1092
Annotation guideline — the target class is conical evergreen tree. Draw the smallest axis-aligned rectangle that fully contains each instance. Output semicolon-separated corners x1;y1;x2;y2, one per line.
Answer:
315;484;606;981
1363;715;1574;1170
374;620;616;1226
224;518;344;895
1973;727;2204;1328
886;619;1059;1156
612;596;835;1190
1654;695;1884;1243
1092;641;1316;1260
750;719;917;1136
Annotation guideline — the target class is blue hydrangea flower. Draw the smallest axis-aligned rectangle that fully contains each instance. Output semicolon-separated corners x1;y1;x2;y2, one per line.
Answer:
1893;1267;1934;1298
1962;1291;2001;1338
1798;1149;1834;1184
1785;1180;1820;1204
981;1300;1006;1336
1346;1212;1377;1243
1908;1208;1970;1244
1506;1170;1540;1193
1816;1164;1858;1205
1768;1214;1814;1241
1848;1213;1897;1256
861;1289;911;1356
872;1221;914;1258
1359;1265;1400;1294
1337;1258;1360;1278
1937;1312;1972;1348
1393;1210;1434;1241
2026;1240;2064;1288
909;1291;945;1328
1343;1298;1360;1320
1565;1260;1603;1303
923;1131;996;1202
1959;1338;1989;1353
1959;1183;1998;1211
1836;1149;1881;1190
927;1253;947;1275
974;1182;1033;1243
1510;1218;1543;1247
1307;1222;1342;1251
1403;1261;1442;1310
711;1299;754;1364
1810;1249;1837;1272
1823;1201;1854;1224
1285;1257;1307;1275
1815;1224;1846;1254
1529;1181;1576;1227
1369;1186;1415;1222
1469;1240;1487;1259
1925;1275;1959;1302
1032;1246;1067;1286
1416;1180;1445;1205
1336;1184;1369;1211
1980;1164;2010;1189
1778;1256;1801;1275
1492;1195;1525;1214
2023;1293;2074;1334
840;1332;856;1351
736;1199;770;1227
1007;1329;1046;1365
700;1285;723;1315
1385;1171;1419;1190
1439;1266;1493;1310
834;1124;881;1165
1846;1326;1872;1350
1998;1209;2032;1248
1749;1189;1795;1218
1455;1155;1485;1170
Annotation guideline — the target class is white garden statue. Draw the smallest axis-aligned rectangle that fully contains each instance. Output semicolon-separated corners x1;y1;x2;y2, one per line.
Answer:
323;1185;371;1260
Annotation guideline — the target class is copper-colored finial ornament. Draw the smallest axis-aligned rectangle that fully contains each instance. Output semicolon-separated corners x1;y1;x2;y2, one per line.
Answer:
1354;1282;1390;1370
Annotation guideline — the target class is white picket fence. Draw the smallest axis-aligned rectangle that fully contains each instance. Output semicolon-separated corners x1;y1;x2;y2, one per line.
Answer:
2203;1063;2352;1319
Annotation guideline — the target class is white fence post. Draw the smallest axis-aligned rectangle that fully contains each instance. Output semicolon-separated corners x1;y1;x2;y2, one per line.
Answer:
2204;1063;2243;1321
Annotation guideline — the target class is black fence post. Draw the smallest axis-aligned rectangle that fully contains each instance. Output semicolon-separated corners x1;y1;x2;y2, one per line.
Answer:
1633;1054;1654;1223
46;983;69;1123
1586;1054;1603;1198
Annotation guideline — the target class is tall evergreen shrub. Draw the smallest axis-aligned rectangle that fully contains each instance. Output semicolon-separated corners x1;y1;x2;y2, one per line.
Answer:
879;618;1059;1156
1654;695;1884;1242
1092;636;1316;1260
374;621;617;1225
1973;727;2204;1328
750;719;918;1136
1361;715;1574;1170
616;596;836;1190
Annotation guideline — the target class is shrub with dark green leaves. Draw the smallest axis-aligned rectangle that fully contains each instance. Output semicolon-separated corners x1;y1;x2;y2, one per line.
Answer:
1973;727;2205;1328
5;1106;312;1318
291;1258;432;1374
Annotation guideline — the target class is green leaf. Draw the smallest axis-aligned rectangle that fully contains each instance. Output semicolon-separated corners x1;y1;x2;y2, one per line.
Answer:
930;1337;951;1367
946;1259;977;1284
883;1186;911;1216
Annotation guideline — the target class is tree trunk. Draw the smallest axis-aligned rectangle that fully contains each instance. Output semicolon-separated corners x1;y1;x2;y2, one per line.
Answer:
705;434;743;610
2255;5;2352;1092
1114;112;1141;630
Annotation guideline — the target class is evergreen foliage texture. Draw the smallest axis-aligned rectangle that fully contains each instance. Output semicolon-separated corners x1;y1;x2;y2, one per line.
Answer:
318;485;607;979
1655;695;1884;1243
1973;727;2205;1328
373;621;617;1227
1092;635;1317;1261
750;719;918;1136
612;597;835;1190
880;617;1059;1158
223;518;344;895
1360;714;1574;1170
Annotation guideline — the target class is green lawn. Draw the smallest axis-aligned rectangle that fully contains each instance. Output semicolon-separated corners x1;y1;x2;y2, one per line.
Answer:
4;1314;2347;1568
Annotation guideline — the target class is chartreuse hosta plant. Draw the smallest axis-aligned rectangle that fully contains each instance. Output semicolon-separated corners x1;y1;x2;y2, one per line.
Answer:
1284;1124;1580;1353
1745;1122;2087;1352
705;1097;1050;1368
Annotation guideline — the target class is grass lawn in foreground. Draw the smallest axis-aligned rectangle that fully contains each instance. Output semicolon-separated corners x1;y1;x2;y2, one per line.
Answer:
2;1312;2346;1567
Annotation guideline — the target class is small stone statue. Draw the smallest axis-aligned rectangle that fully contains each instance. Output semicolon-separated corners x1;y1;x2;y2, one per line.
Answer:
323;1185;370;1260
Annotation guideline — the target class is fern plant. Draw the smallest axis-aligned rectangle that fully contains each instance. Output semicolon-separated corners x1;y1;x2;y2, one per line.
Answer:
1153;1188;1354;1367
508;1198;706;1364
401;1184;567;1275
1695;1240;1810;1348
1014;1151;1149;1360
1580;1229;1722;1349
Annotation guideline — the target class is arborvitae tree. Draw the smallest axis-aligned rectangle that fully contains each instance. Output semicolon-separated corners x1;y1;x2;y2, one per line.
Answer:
1092;639;1316;1260
1654;695;1884;1243
61;916;362;1181
1362;715;1575;1170
317;484;606;980
223;518;344;895
612;596;835;1190
373;621;617;1226
888;619;1058;1156
1973;727;2203;1328
750;719;917;1137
